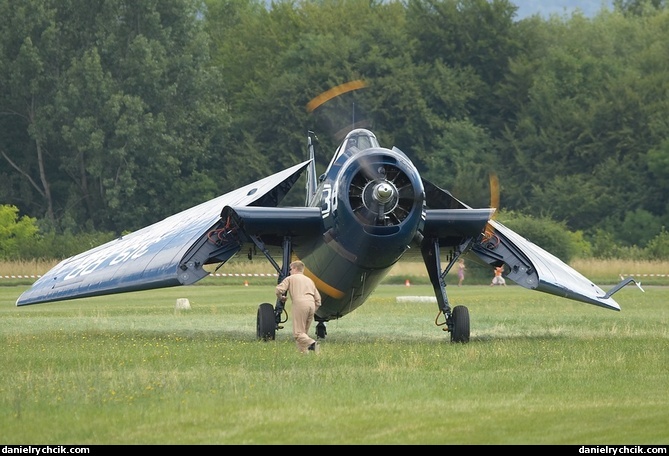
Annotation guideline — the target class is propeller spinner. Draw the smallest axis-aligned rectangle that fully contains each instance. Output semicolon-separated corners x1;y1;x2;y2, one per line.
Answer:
349;162;415;226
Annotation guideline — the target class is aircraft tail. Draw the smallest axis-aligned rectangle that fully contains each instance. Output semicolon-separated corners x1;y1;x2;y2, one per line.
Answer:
305;131;318;205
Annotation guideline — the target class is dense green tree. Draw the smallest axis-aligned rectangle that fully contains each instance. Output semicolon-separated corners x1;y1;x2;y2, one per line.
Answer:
0;2;60;225
644;227;669;259
646;138;669;217
0;205;39;260
494;7;669;248
405;0;521;129
614;0;667;16
498;211;575;262
618;208;663;247
400;0;522;203
2;0;669;259
0;0;226;233
205;0;443;196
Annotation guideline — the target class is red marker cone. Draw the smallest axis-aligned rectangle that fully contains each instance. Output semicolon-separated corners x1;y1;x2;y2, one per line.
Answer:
244;280;249;286
405;279;410;287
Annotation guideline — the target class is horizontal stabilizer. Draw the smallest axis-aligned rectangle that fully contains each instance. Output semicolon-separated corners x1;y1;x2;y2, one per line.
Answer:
604;277;644;299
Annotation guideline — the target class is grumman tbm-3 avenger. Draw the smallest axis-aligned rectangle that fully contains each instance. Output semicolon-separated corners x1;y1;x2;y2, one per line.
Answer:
16;127;643;343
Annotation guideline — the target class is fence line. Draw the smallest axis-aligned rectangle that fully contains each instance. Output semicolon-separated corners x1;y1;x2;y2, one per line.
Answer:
621;273;669;278
1;272;280;280
3;272;667;281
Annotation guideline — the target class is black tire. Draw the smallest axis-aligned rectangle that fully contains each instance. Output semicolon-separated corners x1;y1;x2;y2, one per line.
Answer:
450;305;470;343
316;321;327;339
257;303;276;341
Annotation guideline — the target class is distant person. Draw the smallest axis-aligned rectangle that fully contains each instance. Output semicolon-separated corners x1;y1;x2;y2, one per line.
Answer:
275;260;322;354
457;258;466;287
490;265;506;287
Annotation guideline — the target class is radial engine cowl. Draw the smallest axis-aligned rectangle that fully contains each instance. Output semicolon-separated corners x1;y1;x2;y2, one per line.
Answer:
339;148;425;232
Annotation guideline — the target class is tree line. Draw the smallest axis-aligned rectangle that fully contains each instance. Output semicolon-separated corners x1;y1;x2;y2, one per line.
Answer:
1;0;668;261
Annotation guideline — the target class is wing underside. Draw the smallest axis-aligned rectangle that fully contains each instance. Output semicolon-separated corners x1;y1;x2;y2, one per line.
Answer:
471;220;621;311
16;161;310;306
420;178;620;311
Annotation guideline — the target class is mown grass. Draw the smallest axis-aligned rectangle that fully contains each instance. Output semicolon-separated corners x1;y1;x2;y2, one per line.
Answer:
0;282;666;444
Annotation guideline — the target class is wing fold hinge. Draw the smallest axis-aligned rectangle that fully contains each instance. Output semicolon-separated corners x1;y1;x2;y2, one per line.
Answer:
178;218;244;284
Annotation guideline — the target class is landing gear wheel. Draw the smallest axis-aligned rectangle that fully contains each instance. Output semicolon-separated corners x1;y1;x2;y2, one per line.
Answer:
316;321;327;339
257;303;276;341
450;305;470;343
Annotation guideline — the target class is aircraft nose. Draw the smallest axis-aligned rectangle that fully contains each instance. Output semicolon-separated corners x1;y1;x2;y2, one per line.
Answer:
346;157;421;227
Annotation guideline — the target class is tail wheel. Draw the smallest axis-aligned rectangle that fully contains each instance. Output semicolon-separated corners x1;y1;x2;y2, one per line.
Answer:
450;305;470;343
316;321;327;339
257;303;276;341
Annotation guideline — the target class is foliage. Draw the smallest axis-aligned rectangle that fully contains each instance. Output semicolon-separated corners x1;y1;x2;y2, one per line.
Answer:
0;205;38;260
644;227;669;260
589;228;626;259
24;231;117;261
0;204;116;260
497;211;575;262
567;229;593;259
618;208;664;247
0;0;227;233
496;6;669;246
588;228;648;260
2;0;669;257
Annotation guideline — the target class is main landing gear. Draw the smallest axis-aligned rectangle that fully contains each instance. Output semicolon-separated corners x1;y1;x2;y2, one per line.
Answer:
421;238;471;343
315;321;327;339
257;302;281;341
442;304;470;343
256;305;327;341
254;236;292;342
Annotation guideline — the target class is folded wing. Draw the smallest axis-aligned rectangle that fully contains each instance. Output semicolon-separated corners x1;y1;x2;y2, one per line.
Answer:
420;177;621;311
16;161;310;306
470;220;621;311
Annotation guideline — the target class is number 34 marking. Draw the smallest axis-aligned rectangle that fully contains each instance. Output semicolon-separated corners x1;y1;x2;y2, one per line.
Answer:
321;183;338;218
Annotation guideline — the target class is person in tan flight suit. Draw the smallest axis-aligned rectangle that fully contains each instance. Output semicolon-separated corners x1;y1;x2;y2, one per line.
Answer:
275;260;322;353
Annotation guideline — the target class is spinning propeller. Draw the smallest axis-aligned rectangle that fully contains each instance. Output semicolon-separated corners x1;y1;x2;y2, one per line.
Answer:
481;171;501;248
348;158;415;226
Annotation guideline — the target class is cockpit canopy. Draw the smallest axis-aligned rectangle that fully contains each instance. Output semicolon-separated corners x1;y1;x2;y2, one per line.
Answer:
339;128;380;155
324;129;380;177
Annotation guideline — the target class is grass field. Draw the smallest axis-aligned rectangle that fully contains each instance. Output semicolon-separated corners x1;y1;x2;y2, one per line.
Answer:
0;281;666;445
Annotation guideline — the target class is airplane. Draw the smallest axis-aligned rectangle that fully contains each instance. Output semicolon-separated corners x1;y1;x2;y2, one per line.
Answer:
15;127;643;343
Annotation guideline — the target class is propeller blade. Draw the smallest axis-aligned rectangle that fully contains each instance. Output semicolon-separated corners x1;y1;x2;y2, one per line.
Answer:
489;172;500;214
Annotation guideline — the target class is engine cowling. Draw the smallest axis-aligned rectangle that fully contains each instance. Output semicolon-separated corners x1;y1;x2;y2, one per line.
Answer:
331;147;426;268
